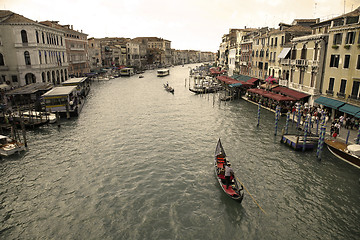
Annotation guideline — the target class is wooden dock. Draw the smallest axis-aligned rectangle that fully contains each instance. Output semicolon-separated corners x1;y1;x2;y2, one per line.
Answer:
280;134;319;151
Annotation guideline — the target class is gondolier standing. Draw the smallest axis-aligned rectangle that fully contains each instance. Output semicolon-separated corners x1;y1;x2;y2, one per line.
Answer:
225;163;234;189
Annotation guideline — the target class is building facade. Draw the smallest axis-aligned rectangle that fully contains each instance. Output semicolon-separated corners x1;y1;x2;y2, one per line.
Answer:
0;10;69;87
40;21;90;77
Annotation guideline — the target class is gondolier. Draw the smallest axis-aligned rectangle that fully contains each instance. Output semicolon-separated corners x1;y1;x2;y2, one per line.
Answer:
224;163;234;189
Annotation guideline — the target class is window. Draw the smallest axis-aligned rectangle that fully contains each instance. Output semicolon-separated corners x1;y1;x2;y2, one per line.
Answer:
344;55;350;68
345;31;356;44
39;51;42;64
351;81;360;98
11;75;18;82
24;51;31;65
36;31;39;43
339;79;347;93
274;37;277;46
299;70;304;84
330;54;340;68
291;48;297;60
271;38;273;46
328;78;335;91
356;55;360;69
333;33;342;45
0;53;4;66
301;45;307;59
45;51;47;64
21;30;28;43
281;36;284;45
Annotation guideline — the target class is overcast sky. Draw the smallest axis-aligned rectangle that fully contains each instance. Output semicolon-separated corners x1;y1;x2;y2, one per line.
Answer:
3;0;360;52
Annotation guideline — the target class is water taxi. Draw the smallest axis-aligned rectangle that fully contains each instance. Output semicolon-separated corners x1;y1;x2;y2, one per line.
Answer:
42;86;84;117
120;68;135;77
157;69;170;77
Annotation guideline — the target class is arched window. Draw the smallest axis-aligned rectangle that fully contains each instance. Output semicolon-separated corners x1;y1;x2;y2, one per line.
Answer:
44;51;47;64
42;72;46;82
0;53;4;66
36;31;39;43
24;51;31;65
42;32;45;44
21;30;28;43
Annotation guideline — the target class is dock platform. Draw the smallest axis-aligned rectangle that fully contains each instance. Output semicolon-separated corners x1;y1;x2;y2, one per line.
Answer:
280;134;319;151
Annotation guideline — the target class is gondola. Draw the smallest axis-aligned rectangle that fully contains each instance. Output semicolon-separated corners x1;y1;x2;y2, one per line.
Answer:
214;138;244;202
163;83;174;93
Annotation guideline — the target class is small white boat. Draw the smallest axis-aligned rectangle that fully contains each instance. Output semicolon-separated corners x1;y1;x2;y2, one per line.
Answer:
96;76;110;81
157;69;170;77
22;111;57;124
0;135;25;156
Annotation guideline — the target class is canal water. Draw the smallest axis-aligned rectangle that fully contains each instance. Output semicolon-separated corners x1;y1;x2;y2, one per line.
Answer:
1;64;359;239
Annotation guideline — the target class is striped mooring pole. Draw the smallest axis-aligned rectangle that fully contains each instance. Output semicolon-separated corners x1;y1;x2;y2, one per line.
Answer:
257;102;261;127
274;105;281;136
302;115;310;152
285;111;290;135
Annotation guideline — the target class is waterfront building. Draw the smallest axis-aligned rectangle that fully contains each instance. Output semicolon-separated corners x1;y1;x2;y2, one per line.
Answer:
283;32;328;105
0;10;69;87
126;41;141;67
88;37;102;69
312;7;360;119
100;37;129;68
251;27;271;80
40;21;90;78
132;37;172;66
266;20;314;83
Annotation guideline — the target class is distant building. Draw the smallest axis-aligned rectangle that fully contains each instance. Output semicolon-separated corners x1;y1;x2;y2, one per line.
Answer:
88;37;102;69
0;10;69;87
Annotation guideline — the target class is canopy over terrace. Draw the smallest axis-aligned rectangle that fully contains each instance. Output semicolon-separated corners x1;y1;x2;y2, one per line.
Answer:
247;88;295;101
210;67;225;75
217;75;255;87
272;86;309;101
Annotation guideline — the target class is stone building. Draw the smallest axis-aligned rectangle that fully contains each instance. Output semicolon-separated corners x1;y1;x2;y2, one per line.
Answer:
40;21;90;77
88;37;102;69
0;10;69;87
315;7;360;103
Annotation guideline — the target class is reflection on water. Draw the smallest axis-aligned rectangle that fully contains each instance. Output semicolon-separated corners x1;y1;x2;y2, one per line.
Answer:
0;64;359;239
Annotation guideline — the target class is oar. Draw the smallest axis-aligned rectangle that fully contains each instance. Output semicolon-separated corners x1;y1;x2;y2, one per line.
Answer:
236;176;267;215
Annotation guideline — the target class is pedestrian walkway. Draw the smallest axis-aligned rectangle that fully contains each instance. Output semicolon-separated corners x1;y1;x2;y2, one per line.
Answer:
292;118;359;145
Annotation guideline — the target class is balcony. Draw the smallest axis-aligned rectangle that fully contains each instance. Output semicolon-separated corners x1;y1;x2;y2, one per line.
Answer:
326;89;334;96
295;59;308;66
337;92;346;98
280;59;290;65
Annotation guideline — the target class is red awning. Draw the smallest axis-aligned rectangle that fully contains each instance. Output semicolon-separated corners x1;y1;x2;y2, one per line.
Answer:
272;86;309;100
247;78;259;84
262;91;295;101
247;88;295;101
217;76;241;85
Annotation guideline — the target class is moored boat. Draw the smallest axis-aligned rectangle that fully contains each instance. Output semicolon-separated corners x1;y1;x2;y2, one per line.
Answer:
0;135;25;156
325;139;360;169
214;139;244;202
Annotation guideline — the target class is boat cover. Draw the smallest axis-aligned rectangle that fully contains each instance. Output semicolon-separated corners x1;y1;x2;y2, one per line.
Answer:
347;145;360;156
